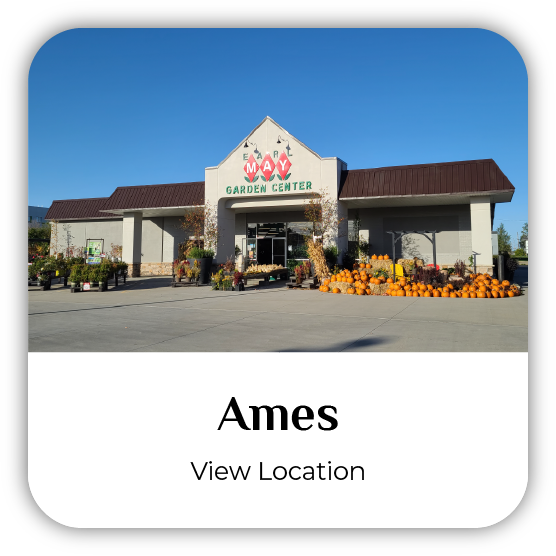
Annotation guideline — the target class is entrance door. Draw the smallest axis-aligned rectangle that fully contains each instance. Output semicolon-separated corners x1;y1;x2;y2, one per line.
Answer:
257;238;273;265
272;238;286;267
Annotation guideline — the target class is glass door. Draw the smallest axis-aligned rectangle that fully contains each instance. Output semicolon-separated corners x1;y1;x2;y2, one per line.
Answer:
272;238;286;268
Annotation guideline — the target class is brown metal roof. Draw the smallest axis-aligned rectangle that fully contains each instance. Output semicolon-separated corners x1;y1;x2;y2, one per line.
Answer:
339;159;515;199
100;181;205;211
45;197;121;221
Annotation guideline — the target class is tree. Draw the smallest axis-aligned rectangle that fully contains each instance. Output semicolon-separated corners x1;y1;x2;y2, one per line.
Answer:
518;222;528;250
180;201;220;255
28;221;51;240
496;223;512;254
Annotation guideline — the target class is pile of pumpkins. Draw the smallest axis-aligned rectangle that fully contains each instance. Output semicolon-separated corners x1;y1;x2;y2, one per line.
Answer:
318;268;521;298
318;265;391;295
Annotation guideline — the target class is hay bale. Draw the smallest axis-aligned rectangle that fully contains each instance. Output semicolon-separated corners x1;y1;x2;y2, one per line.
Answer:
367;282;389;296
397;258;424;274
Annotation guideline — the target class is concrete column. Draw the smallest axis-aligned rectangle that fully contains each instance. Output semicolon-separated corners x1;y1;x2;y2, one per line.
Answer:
336;200;349;263
470;197;493;273
122;212;142;277
216;199;236;263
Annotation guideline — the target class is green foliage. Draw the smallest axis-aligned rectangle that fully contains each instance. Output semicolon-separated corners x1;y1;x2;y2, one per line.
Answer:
188;247;215;259
518;222;528;250
28;223;51;241
291;245;309;259
496;223;512;254
514;248;526;257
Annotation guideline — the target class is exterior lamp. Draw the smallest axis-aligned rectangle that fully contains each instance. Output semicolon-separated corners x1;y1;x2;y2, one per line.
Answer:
277;135;291;154
245;139;259;155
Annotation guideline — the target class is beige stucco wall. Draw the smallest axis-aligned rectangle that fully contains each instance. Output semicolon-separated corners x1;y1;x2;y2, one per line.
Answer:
49;219;123;255
350;205;473;266
205;117;346;262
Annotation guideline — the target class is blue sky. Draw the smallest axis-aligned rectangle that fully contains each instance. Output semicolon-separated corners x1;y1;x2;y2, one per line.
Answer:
29;28;528;246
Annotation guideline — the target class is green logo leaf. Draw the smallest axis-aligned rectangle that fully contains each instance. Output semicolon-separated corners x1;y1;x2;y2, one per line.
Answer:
244;176;251;183
269;174;275;181
284;173;291;181
261;175;267;182
252;176;259;183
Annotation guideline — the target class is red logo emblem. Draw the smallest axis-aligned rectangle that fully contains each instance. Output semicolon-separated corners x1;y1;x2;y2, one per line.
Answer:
259;153;276;182
276;152;292;180
243;155;259;183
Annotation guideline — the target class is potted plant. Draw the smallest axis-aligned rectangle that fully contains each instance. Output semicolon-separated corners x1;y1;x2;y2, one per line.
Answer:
184;268;193;283
294;264;304;285
211;271;222;290
191;261;201;283
188;247;215;285
233;271;244;291
222;276;233;291
69;264;83;289
97;267;109;291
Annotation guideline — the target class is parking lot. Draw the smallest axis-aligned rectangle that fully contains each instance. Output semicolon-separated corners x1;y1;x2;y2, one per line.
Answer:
28;267;528;352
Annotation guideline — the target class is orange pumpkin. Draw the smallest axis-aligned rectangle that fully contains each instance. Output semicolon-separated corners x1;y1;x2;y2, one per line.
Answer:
502;280;510;287
507;290;515;297
359;263;365;269
386;278;393;284
366;263;371;269
365;288;372;295
378;255;384;260
413;291;419;297
477;291;486;298
330;276;336;282
384;254;390;260
371;254;378;260
462;291;470;298
450;292;457;298
423;290;431;297
347;287;355;295
470;292;477;298
491;279;499;286
499;291;506;298
397;289;406;296
322;286;329;293
433;290;440;297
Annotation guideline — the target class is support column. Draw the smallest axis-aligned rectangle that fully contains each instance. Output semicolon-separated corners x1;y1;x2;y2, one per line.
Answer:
336;200;348;263
122;212;142;277
215;200;236;264
470;197;493;275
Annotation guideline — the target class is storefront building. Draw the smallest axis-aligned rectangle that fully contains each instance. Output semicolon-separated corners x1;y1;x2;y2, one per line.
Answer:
46;117;515;276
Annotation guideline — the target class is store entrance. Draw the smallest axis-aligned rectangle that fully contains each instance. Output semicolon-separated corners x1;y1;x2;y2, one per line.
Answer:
257;238;273;264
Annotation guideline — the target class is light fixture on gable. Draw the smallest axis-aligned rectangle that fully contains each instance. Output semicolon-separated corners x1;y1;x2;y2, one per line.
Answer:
244;139;259;155
277;135;291;155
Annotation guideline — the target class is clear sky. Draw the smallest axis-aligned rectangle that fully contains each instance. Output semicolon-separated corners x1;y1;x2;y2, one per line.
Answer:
29;28;528;246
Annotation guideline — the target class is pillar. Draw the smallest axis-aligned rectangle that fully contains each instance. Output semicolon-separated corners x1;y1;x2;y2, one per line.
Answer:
122;212;142;277
470;197;494;274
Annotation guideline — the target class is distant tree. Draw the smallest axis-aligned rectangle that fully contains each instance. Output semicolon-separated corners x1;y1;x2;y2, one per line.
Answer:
28;221;51;240
496;223;512;254
514;248;527;257
518;222;528;250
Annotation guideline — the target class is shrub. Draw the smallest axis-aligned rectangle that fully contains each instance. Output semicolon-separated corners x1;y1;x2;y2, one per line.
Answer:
188;247;215;259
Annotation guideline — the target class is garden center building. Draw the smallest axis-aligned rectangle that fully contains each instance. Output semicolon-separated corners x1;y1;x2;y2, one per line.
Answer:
45;116;515;276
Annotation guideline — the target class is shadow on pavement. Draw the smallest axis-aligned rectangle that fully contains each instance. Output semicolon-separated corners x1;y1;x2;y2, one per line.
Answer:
277;335;393;352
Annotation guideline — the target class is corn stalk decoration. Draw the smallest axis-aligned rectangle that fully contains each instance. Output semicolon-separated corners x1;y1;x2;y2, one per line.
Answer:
303;191;346;282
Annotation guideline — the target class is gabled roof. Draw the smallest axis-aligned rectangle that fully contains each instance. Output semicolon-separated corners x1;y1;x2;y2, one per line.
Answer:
339;159;515;199
100;181;204;212
45;197;120;220
212;116;323;168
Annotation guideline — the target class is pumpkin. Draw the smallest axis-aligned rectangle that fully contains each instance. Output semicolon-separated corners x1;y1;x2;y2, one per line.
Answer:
477;291;486;298
384;254;390;260
323;279;330;286
357;288;365;295
347;287;355;295
365;288;372;295
386;278;393;284
433;290;440;297
469;292;477;298
330;276;336;282
366;263;371;269
413;291;419;297
427;284;434;291
450;292;457;298
502;280;510;287
423;290;431;297
479;286;487;292
507;290;515;297
499;291;506;298
397;289;406;296
322;286;329;293
359;263;365;269
462;291;470;298
442;292;450;298
371;254;378;260
378;255;384;260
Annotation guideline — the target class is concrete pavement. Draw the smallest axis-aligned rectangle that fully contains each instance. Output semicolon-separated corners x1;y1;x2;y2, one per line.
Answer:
28;271;528;352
